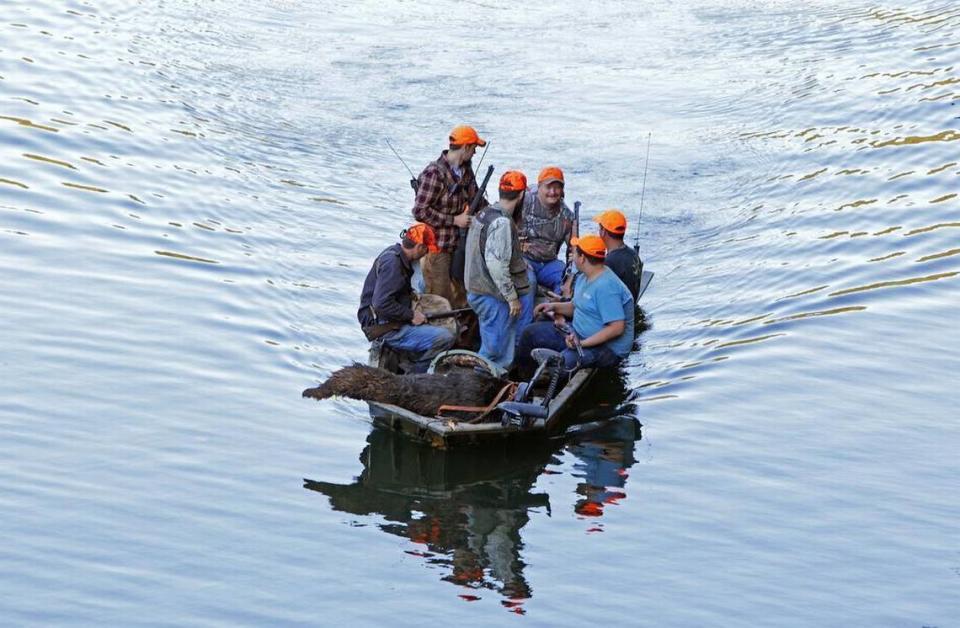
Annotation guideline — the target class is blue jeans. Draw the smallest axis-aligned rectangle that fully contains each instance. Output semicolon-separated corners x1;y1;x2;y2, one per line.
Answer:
467;292;518;369
517;321;622;371
517;284;536;351
517;258;565;348
381;324;455;373
525;257;566;295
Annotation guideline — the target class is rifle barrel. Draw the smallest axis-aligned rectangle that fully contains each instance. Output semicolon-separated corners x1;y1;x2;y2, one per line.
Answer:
469;165;495;215
425;308;472;321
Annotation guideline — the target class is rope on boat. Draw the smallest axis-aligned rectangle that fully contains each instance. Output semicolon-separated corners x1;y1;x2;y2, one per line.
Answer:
436;381;518;424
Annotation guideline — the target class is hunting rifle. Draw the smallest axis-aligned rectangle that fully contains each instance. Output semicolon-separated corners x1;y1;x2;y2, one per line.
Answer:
425;308;471;321
361;308;472;342
450;164;495;282
543;309;584;362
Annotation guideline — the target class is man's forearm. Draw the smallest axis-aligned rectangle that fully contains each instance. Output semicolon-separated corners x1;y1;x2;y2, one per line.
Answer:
581;320;625;348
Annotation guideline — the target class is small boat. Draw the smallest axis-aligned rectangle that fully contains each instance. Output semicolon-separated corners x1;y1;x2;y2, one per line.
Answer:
365;270;654;449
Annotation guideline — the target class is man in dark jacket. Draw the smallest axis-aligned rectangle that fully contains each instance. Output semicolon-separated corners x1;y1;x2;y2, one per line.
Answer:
593;209;643;302
358;223;455;373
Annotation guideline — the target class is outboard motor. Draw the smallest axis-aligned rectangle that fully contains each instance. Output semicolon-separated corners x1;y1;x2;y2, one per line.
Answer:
499;348;563;429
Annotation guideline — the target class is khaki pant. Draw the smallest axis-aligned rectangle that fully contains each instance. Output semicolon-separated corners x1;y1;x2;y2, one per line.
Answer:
421;251;466;308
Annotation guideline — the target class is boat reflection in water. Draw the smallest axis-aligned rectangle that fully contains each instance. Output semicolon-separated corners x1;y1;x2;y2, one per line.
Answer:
564;370;642;525
304;371;642;611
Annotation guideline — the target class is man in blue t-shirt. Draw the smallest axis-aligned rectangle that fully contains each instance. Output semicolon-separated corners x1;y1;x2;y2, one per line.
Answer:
517;235;634;372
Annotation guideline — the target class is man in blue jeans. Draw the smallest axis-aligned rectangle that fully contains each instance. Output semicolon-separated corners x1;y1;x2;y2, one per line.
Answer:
463;171;532;369
358;223;455;373
516;166;575;340
518;166;574;295
518;234;634;373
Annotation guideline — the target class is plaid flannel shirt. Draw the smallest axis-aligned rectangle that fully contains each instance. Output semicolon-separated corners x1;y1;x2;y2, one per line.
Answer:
412;152;481;252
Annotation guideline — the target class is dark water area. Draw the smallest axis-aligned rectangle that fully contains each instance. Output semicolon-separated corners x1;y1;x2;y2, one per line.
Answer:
2;0;959;625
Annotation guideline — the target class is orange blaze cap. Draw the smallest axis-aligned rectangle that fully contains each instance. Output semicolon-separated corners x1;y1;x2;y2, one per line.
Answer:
449;125;487;147
593;209;627;235
571;234;606;259
499;170;528;193
404;222;440;253
537;166;564;186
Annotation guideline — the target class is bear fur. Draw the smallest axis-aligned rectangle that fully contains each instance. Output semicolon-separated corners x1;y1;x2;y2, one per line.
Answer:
303;363;506;417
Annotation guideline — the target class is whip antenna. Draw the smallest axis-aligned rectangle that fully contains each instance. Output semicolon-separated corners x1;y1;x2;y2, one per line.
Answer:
635;132;652;253
386;139;419;192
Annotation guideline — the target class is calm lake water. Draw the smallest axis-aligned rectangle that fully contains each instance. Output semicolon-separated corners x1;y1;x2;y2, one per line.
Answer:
2;0;959;625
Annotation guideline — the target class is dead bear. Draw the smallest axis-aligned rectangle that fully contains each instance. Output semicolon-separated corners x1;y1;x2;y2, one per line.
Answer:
303;363;507;417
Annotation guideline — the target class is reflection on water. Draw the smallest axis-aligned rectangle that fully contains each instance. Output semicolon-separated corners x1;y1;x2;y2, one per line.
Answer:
570;419;639;525
305;408;641;613
3;0;960;623
305;433;551;611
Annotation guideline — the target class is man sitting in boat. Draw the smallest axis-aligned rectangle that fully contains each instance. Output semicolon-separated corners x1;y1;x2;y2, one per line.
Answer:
517;234;634;372
518;166;574;297
358;223;455;373
593;209;644;302
412;125;487;308
464;171;532;369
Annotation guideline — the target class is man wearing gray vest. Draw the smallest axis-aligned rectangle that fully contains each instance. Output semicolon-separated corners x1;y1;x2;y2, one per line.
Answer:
464;171;532;369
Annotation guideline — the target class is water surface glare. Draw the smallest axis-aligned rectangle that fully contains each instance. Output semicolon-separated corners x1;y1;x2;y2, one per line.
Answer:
2;0;959;625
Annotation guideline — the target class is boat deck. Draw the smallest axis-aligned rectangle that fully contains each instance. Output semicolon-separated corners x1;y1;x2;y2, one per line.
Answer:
367;367;596;448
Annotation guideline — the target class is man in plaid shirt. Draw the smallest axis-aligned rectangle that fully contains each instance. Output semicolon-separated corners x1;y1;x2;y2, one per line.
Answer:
412;125;487;308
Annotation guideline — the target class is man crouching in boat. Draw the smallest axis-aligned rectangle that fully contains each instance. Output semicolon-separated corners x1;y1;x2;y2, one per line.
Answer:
463;171;532;370
358;223;455;373
517;234;634;372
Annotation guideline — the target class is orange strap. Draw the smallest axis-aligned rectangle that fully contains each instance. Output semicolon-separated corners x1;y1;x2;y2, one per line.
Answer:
437;382;518;424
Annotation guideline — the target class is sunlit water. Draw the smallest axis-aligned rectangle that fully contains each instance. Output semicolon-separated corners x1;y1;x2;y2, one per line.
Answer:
2;1;959;625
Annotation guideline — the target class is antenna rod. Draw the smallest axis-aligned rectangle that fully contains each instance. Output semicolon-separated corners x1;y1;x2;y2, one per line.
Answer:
635;132;652;251
386;139;419;192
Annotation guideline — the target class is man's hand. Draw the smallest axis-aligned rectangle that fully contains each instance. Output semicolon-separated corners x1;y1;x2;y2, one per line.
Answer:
565;333;577;349
411;311;427;326
533;302;553;317
508;298;521;318
453;207;471;229
552;313;567;329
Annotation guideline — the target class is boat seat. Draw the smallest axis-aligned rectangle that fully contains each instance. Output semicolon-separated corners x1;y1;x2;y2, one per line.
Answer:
530;348;562;366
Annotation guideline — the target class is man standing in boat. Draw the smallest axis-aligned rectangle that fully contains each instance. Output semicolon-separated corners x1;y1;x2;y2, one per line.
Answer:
358;223;455;373
518;234;634;372
412;125;487;308
593;209;643;302
464;171;532;370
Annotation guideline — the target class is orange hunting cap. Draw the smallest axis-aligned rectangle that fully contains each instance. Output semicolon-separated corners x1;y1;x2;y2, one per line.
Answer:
403;222;440;253
449;125;487;147
499;170;528;193
538;166;564;186
593;209;627;235
571;234;606;259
